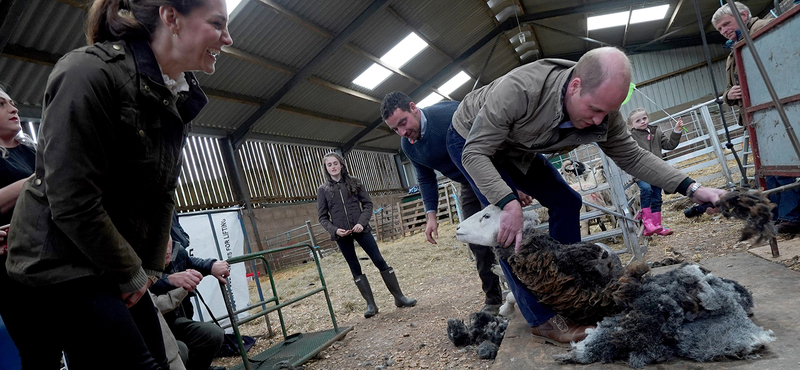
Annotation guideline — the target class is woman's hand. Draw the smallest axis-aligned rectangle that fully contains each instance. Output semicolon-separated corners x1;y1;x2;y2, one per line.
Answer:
352;224;364;233
336;228;352;237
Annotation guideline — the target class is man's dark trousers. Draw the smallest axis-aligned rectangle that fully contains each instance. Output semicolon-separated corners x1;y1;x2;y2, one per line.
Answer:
459;184;503;306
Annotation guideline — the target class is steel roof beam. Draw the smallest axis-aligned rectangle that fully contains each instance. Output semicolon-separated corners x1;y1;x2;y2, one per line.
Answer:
229;0;389;148
191;126;397;153
339;0;647;153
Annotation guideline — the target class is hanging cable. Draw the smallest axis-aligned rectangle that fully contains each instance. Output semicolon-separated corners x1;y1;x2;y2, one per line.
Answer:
691;0;748;188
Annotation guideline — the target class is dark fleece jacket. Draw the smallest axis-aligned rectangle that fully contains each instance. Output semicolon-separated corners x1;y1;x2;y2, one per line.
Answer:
316;178;373;241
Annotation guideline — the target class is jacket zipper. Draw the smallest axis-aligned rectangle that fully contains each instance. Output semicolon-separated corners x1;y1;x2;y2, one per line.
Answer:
338;185;352;229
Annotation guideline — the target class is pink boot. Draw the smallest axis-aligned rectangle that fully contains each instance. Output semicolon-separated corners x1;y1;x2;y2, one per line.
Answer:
651;211;673;236
641;207;663;236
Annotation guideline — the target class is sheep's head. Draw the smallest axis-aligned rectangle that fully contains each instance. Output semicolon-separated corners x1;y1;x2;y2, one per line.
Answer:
455;205;539;246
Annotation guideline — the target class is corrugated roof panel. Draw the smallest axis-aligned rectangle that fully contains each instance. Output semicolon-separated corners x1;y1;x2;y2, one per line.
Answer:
275;0;373;35
227;1;331;69
282;81;381;122
196;54;291;99
313;49;375;91
389;0;496;57
347;11;412;59
520;0;588;13
398;48;455;83
192;99;260;131
253;110;363;143
0;58;52;109
252;109;365;143
10;0;85;54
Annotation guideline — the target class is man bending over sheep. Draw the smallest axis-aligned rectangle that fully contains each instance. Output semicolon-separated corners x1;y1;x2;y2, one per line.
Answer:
446;46;726;345
380;92;533;315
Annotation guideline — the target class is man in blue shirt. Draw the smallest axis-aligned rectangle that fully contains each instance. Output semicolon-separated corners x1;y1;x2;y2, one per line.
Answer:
380;92;513;314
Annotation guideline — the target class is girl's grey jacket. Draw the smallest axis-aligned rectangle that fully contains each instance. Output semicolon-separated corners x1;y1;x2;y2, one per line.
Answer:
7;38;207;293
316;179;373;241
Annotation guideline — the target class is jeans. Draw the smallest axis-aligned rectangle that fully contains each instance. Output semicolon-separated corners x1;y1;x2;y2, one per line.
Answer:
636;180;663;212
336;231;390;278
765;176;800;222
0;273;169;370
460;184;503;305
446;125;584;326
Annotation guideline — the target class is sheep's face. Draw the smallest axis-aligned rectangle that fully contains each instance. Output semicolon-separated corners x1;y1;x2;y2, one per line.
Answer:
456;205;539;246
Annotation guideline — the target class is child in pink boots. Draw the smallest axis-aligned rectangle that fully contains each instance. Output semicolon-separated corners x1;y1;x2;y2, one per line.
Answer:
627;108;685;236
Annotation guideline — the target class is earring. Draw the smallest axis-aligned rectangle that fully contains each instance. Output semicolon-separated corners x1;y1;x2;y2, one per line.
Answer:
173;33;178;38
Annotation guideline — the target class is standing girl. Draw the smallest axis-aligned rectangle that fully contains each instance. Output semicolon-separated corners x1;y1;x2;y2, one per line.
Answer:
627;108;685;236
4;0;232;368
316;152;416;318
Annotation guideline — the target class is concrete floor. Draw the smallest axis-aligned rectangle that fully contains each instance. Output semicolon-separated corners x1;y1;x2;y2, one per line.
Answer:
492;240;800;369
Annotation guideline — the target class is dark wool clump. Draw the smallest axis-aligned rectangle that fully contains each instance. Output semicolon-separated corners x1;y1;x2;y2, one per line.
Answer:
446;318;470;347
447;312;508;359
495;229;647;324
554;263;774;368
476;341;499;359
715;189;776;243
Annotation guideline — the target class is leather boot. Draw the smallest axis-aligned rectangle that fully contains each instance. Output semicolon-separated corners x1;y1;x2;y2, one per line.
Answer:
651;211;673;235
530;314;594;348
380;267;417;307
641;207;663;236
354;274;378;318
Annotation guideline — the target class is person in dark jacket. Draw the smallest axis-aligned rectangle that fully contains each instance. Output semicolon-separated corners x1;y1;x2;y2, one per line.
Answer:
316;152;416;318
4;0;232;368
626;108;684;236
150;235;228;370
0;87;41;368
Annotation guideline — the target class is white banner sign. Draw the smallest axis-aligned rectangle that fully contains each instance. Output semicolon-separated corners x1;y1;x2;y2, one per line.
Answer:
177;209;250;330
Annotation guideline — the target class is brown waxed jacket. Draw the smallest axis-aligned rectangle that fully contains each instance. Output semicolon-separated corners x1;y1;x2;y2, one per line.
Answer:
452;58;688;205
317;179;373;241
6;38;207;293
723;16;772;108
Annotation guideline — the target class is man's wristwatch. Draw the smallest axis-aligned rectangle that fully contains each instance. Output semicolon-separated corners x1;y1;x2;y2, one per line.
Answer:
687;182;702;199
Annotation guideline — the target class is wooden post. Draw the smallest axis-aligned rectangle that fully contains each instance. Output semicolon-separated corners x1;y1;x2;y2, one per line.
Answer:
444;184;453;224
398;201;406;237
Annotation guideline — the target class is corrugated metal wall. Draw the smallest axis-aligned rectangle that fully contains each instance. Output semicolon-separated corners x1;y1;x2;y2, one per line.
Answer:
621;45;730;119
175;137;402;212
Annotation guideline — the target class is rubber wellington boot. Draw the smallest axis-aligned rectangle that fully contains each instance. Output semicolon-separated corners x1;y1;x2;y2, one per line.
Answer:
641;207;663;236
354;274;378;318
380;267;417;307
651;211;673;235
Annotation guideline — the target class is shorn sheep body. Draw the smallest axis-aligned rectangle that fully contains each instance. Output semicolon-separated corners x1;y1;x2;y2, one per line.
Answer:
456;205;635;324
455;205;774;367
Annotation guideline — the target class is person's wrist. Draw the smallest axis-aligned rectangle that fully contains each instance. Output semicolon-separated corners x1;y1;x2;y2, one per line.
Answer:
687;182;702;199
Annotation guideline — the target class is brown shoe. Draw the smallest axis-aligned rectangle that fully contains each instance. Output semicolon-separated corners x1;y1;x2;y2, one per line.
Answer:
530;315;593;347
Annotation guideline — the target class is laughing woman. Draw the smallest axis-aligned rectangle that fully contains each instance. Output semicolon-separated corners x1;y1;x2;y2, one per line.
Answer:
4;0;232;369
316;152;416;319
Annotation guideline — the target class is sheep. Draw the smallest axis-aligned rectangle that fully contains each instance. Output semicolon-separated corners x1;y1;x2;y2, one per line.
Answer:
498;291;516;317
559;159;616;235
554;263;774;368
456;206;774;368
456;205;638;324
